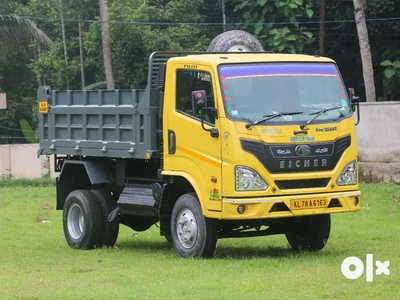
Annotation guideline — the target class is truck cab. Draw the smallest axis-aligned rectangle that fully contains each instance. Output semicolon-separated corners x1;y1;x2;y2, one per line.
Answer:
159;53;360;256
164;54;360;212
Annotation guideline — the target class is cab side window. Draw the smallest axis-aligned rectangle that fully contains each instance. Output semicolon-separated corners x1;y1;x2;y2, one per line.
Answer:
176;70;215;124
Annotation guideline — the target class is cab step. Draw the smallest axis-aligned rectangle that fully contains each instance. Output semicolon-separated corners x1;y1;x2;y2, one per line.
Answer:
116;186;157;217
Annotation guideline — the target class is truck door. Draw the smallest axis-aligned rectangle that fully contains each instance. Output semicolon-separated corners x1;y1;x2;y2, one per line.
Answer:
165;66;222;212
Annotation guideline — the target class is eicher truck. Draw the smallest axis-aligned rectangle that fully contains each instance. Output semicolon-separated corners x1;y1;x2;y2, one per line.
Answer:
37;31;361;258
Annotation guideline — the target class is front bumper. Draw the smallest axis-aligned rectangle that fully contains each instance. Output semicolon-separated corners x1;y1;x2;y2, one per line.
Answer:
220;190;361;220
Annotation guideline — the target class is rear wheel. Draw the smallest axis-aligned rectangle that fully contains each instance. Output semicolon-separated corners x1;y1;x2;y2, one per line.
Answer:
285;214;331;251
90;189;119;247
171;193;218;258
63;189;102;249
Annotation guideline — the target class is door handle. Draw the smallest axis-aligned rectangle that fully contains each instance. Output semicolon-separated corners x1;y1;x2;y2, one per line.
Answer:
168;129;176;154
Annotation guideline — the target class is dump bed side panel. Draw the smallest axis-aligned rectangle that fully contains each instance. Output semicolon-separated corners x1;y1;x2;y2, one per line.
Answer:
37;87;159;159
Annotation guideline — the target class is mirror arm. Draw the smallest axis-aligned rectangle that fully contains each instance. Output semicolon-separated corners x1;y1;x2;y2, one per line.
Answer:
351;95;360;125
199;112;219;138
210;108;218;119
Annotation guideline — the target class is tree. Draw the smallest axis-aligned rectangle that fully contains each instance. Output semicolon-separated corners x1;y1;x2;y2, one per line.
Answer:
353;0;376;102
61;0;97;89
99;0;114;89
220;0;227;32
107;0;209;89
59;0;69;89
233;0;314;53
0;0;53;144
78;16;86;88
0;0;53;53
319;0;326;55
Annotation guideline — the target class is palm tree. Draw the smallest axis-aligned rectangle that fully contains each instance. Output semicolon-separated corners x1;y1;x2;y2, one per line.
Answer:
0;0;53;52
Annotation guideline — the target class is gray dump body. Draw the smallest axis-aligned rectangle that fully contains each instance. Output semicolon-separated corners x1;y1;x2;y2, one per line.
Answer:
37;87;159;159
36;52;185;159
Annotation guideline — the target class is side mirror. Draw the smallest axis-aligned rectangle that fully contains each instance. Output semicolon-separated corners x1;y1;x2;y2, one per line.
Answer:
192;90;207;116
348;88;360;125
191;89;219;138
348;88;359;111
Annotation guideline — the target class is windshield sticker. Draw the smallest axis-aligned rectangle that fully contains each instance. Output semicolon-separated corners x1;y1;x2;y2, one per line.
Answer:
339;84;349;100
220;63;339;78
290;136;315;142
221;77;231;102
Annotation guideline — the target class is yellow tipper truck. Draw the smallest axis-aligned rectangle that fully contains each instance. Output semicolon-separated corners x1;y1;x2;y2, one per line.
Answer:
37;31;361;258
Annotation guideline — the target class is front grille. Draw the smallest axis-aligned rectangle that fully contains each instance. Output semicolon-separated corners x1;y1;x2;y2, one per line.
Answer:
275;178;330;190
241;135;351;173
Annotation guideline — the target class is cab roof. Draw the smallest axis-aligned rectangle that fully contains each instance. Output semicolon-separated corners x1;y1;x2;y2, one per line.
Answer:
168;53;336;65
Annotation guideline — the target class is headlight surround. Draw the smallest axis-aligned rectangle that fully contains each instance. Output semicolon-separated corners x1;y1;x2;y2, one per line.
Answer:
235;166;268;191
336;160;357;186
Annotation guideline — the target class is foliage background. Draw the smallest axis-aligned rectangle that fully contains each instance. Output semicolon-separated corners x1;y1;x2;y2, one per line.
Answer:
1;0;400;143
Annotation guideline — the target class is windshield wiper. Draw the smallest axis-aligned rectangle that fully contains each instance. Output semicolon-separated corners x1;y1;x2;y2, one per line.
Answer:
245;111;303;129
299;106;343;130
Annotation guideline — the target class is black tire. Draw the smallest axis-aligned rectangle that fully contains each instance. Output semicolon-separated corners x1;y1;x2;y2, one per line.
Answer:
285;214;331;251
207;30;264;52
171;193;218;258
63;189;102;249
90;189;119;247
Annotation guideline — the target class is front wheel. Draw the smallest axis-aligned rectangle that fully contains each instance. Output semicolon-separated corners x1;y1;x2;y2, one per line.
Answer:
285;214;331;251
63;189;102;249
171;193;218;258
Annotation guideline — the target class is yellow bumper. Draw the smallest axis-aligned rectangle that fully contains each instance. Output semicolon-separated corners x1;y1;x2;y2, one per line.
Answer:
220;191;361;220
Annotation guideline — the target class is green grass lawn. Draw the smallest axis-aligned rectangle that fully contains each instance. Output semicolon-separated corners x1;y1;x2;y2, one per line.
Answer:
0;182;399;299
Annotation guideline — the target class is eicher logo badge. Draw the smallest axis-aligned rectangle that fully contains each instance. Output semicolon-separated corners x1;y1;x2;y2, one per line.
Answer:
295;145;311;156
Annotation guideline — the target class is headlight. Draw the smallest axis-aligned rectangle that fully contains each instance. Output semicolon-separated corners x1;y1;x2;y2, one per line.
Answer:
336;160;357;186
235;166;268;191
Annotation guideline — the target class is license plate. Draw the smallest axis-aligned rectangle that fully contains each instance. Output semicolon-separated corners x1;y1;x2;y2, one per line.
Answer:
290;198;328;210
38;101;48;114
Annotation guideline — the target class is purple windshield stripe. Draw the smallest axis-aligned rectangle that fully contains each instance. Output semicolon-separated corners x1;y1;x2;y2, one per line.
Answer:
220;63;338;77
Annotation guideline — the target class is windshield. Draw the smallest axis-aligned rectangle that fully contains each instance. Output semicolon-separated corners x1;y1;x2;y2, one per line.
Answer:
218;63;352;124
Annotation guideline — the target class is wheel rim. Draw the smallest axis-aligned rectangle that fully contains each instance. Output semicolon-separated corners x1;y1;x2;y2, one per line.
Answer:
176;208;198;249
228;45;251;52
67;203;84;240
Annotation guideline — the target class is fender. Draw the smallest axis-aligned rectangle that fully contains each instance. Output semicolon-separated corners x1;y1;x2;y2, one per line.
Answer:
58;160;114;184
56;160;115;209
161;170;221;217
